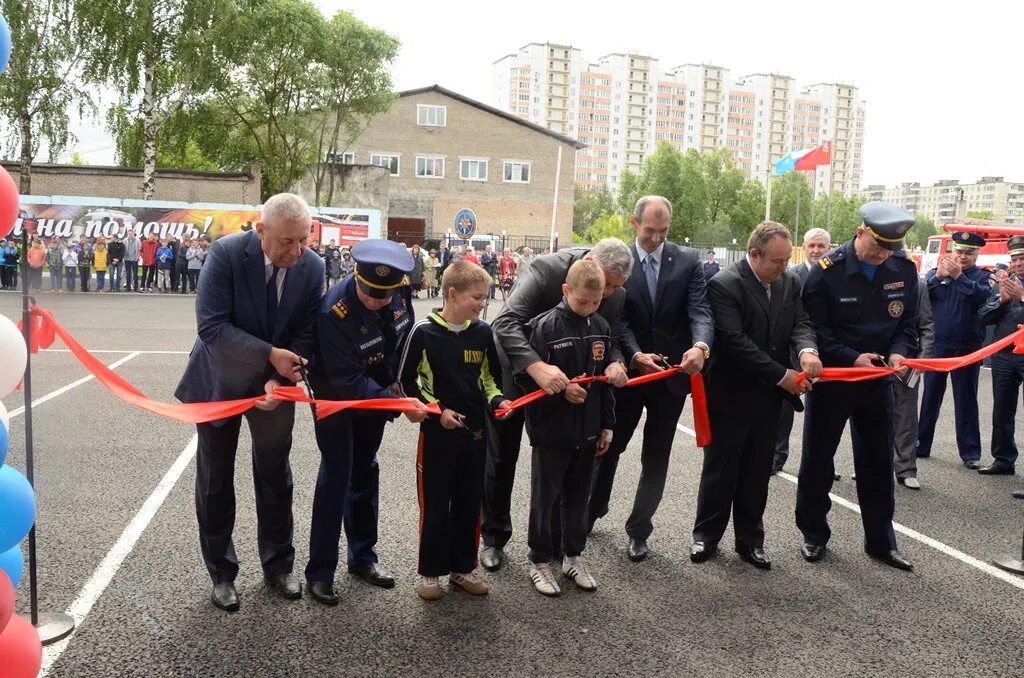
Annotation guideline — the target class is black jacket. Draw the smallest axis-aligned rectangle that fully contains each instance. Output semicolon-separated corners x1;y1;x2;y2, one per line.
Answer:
521;300;615;449
107;241;126;262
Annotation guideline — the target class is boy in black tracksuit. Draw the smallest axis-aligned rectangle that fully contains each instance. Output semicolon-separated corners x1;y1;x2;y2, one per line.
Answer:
398;261;511;601
522;259;615;596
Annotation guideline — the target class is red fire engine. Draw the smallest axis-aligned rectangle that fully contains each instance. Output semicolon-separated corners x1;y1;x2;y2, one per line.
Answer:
916;221;1024;272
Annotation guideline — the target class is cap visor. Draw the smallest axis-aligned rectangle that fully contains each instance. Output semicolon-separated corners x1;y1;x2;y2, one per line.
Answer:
356;279;393;299
874;238;904;251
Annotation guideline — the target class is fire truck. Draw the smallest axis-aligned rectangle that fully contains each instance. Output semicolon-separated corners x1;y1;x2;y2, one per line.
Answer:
916;221;1024;272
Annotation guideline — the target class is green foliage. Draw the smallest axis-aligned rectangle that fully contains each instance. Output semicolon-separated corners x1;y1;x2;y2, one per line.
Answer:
573;210;631;244
0;0;94;191
966;210;996;220
69;152;88;166
906;214;937;249
805;192;866;244
573;184;616;239
768;172;813;239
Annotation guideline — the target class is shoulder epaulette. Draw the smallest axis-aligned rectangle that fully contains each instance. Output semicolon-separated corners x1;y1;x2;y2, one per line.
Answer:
819;256;833;270
330;300;349;321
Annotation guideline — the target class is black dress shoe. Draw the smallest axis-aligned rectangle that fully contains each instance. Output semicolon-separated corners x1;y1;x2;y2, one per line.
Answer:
867;549;913;571
347;563;396;589
978;463;1014;475
480;546;503;572
264;572;301;600
211;582;239;612
307;580;339;606
1013;490;1024;500
627;538;648;562
963;460;981;470
689;541;718;563
801;543;826;562
736;545;772;570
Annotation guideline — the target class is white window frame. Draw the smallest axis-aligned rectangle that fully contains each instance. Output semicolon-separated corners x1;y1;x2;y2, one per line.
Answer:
416;104;447;127
459;157;489;182
415;155;445;179
370;152;400;176
503;160;531;184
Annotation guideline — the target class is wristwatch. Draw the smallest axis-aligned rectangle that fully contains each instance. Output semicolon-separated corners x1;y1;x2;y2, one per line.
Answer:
695;342;710;360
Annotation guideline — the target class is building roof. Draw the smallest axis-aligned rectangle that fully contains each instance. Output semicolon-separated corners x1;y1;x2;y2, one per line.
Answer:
0;161;255;180
398;85;585;150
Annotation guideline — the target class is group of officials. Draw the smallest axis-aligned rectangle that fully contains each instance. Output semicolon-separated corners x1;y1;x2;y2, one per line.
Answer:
176;190;1022;611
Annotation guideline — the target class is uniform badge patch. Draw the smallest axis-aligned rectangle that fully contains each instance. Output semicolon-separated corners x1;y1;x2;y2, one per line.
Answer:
888;300;904;318
883;281;905;290
330;300;348;321
819;256;832;270
375;264;390;277
592;340;606;362
360;325;368;335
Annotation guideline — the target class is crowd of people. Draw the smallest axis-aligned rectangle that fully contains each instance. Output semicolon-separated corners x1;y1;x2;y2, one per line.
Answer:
0;232;209;294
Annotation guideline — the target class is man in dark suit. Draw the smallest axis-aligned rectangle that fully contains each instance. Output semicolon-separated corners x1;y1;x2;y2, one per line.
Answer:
481;239;632;571
691;222;821;569
176;193;325;611
588;195;714;561
773;227;831;474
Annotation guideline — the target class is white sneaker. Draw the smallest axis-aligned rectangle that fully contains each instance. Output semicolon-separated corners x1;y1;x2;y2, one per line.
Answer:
562;556;597;591
449;571;490;595
899;476;921;490
529;563;561;597
416;576;442;601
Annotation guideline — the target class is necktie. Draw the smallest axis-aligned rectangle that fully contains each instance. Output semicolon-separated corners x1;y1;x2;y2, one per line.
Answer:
644;256;658;305
267;266;279;333
764;282;772;302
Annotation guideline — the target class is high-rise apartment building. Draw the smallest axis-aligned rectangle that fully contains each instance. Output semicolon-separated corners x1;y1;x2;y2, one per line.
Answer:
493;42;866;196
861;177;1024;224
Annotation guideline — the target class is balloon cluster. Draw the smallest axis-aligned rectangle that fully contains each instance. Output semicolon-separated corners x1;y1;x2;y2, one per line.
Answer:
0;13;44;677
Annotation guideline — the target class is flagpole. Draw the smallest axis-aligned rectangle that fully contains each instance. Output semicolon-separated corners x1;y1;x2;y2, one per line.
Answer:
764;165;772;221
826;144;834;233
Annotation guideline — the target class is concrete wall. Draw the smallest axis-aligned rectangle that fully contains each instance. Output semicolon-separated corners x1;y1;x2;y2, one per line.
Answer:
292;164;391;225
4;162;262;204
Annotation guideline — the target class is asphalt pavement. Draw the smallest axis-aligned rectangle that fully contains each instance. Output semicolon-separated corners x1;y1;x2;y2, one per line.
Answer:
1;289;1022;678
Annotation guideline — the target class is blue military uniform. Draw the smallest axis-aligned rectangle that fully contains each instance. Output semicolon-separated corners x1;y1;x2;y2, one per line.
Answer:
978;235;1024;473
796;202;920;564
916;231;992;466
305;240;414;587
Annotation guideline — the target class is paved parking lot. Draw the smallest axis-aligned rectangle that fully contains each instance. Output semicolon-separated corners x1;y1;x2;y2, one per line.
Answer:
1;290;1022;677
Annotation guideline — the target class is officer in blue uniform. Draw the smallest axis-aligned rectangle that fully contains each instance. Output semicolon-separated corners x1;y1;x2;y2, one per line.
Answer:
304;239;422;605
978;235;1024;475
796;202;920;571
915;231;992;469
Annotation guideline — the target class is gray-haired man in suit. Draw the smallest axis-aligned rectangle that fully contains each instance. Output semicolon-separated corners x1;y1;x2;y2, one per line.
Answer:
176;193;325;611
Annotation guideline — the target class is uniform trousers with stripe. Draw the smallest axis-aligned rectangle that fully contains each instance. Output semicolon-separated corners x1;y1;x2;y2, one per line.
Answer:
417;424;486;577
529;444;596;564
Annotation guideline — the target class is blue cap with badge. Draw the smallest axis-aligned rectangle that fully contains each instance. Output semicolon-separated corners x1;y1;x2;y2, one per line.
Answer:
859;201;915;251
950;231;986;251
351;239;414;298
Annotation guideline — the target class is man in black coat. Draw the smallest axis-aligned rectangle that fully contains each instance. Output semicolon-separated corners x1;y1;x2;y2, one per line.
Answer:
481;239;632;571
588;195;715;561
691;222;821;569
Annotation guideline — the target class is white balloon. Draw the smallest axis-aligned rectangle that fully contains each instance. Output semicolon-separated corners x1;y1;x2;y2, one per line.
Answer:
0;400;8;432
0;315;27;398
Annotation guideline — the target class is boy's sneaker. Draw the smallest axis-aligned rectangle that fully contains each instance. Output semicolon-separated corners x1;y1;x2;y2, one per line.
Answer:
529;563;561;597
449;571;490;596
416;576;442;601
562;556;598;591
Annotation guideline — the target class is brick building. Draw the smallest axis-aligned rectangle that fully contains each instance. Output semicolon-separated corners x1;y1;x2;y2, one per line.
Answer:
328;85;582;245
4;162;262;204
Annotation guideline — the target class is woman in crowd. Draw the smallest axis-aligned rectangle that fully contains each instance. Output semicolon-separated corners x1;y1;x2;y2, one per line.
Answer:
409;243;425;298
185;239;206;292
423;249;440;298
93;236;109;292
27;237;46;292
46;238;63;292
340;248;355;278
498;247;517;302
76;237;93;292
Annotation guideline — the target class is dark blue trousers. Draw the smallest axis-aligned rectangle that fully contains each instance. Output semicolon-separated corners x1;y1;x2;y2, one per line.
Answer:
916;343;982;462
305;412;387;583
796;380;897;554
989;352;1024;468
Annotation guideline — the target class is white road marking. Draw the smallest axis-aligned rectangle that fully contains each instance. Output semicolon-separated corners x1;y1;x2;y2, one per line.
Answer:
676;423;1024;590
7;352;141;418
40;435;199;676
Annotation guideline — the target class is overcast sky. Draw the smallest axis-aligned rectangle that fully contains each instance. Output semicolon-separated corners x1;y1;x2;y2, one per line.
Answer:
67;0;1023;188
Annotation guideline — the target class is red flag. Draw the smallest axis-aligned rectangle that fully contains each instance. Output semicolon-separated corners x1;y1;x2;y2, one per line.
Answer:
794;140;832;171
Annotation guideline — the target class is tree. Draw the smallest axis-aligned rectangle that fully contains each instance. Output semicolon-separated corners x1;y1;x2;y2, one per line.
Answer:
75;0;228;198
0;0;92;193
768;171;813;239
808;192;865;244
906;214;937;249
69;152;88;166
966;210;996;220
727;179;766;244
702;147;745;226
573;183;615;239
308;11;398;206
573;209;630;244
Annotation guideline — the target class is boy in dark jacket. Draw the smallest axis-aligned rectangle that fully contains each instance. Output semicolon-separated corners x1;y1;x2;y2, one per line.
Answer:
522;259;615;596
398;261;511;601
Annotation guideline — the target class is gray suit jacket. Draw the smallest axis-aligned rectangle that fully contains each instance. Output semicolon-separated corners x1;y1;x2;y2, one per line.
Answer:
175;230;325;406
